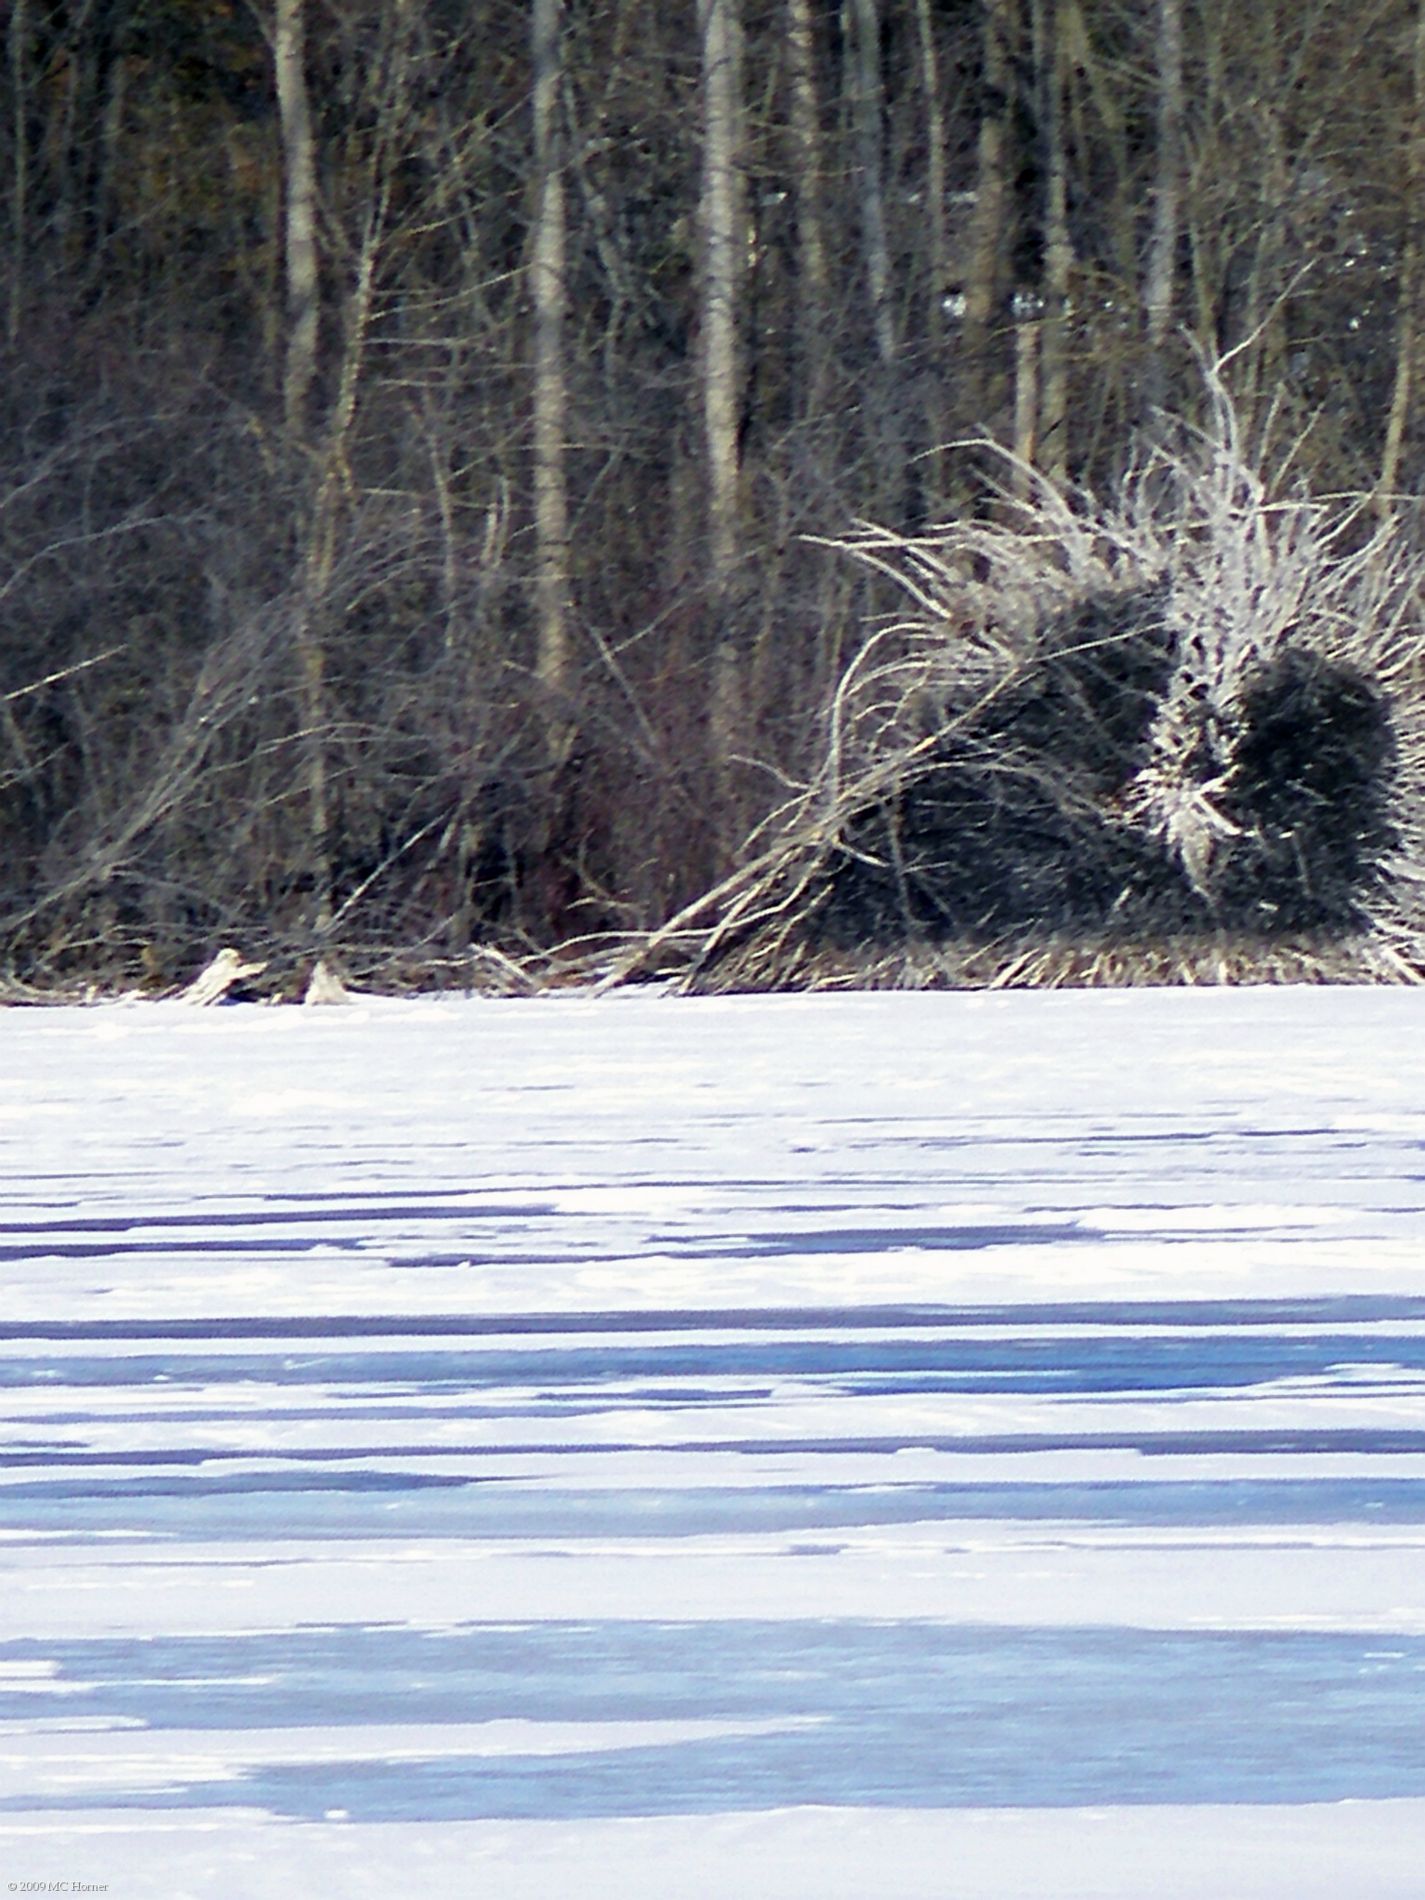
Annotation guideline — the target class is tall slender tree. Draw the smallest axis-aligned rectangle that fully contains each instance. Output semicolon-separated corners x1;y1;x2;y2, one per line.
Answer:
531;0;572;726
962;0;1019;429
275;0;319;446
851;0;895;372
786;0;828;420
6;0;27;345
274;0;332;934
1378;0;1425;512
700;0;743;592
1035;0;1073;480
1143;0;1184;418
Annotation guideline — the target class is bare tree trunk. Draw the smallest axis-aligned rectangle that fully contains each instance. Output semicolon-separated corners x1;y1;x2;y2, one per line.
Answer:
1221;4;1289;425
275;0;330;934
1143;0;1184;417
914;0;948;356
1186;11;1227;352
1012;304;1039;488
700;0;742;592
962;0;1017;425
531;0;572;719
1035;0;1073;482
7;0;27;345
699;0;746;827
1378;0;1425;515
786;0;828;418
914;0;949;494
848;0;912;520
276;0;319;443
850;0;894;370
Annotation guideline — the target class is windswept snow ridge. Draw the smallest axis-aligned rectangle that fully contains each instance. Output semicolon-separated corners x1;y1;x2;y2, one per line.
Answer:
1;987;1424;1897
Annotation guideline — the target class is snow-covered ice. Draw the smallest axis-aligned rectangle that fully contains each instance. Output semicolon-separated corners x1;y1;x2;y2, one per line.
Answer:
1;985;1424;1895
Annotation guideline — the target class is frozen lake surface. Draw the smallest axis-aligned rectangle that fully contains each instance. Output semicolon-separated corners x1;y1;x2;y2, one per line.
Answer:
3;985;1425;1896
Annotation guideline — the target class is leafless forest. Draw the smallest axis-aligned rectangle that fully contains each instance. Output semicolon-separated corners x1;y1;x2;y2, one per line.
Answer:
3;0;1424;996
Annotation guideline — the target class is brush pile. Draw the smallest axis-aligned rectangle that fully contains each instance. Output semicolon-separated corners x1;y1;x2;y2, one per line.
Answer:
608;392;1425;991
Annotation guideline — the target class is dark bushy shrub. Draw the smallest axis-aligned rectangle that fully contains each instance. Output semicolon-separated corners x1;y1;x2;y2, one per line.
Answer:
605;389;1425;993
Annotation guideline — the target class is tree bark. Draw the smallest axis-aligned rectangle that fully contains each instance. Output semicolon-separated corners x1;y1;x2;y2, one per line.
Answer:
786;0;828;419
1013;303;1039;484
850;0;894;371
1034;0;1073;481
275;0;320;444
700;0;742;592
274;0;330;933
915;0;948;357
699;0;747;837
1378;0;1425;514
962;0;1018;425
531;0;572;715
1143;0;1184;418
7;0;27;344
914;0;950;494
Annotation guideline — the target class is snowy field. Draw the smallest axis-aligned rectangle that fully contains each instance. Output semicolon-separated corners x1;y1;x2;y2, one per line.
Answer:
2;985;1425;1897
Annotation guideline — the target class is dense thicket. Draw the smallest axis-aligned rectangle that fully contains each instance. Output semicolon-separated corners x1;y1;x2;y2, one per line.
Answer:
1;0;1422;993
617;415;1425;994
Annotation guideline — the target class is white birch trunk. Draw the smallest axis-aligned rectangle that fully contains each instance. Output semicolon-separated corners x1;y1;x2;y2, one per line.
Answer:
699;0;746;824
700;0;742;591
